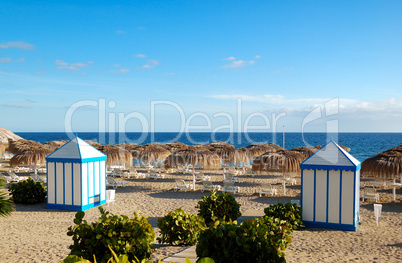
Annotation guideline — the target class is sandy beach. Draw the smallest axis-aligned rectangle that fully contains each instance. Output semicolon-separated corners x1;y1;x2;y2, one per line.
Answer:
0;160;401;263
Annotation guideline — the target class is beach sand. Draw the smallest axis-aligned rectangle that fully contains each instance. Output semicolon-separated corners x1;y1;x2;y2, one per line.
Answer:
0;160;401;262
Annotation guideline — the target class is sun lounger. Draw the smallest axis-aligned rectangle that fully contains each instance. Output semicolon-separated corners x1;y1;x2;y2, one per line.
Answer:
224;172;241;183
30;173;46;183
373;178;387;188
7;171;28;183
195;172;211;182
127;169;146;179
362;186;379;202
200;180;221;193
259;184;277;197
147;170;165;180
222;179;240;194
106;176;127;189
283;177;297;185
173;180;193;192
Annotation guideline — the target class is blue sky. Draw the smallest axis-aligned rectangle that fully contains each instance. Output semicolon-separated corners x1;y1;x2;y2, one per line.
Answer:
1;0;401;133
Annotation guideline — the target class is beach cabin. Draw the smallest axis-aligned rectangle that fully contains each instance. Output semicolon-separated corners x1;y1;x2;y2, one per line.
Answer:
300;140;361;231
45;137;107;211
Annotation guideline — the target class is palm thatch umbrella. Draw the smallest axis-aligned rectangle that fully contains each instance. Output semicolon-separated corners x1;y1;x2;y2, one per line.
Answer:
0;143;8;156
165;142;189;153
164;149;222;190
188;144;212;151
292;146;318;159
242;143;285;159
98;144;133;167
135;144;172;166
361;145;402;201
210;147;249;166
252;149;305;195
10;145;53;173
8;139;43;154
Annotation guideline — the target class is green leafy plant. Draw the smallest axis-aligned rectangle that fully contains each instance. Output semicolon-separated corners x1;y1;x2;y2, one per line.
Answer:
8;178;46;204
0;177;14;217
264;202;304;230
157;208;206;246
62;245;216;262
196;191;241;225
67;207;155;262
196;217;292;263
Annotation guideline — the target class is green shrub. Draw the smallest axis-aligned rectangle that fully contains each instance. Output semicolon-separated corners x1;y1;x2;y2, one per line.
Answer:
196;191;241;225
196;217;293;263
8;178;46;204
157;208;206;246
0;177;14;217
67;207;155;262
264;202;304;230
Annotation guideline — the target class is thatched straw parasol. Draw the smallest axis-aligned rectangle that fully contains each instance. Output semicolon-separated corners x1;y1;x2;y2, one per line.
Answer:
164;149;222;170
98;144;133;167
134;144;172;165
242;143;285;159
10;145;53;173
361;145;402;201
252;149;305;173
292;146;318;159
165;142;189;153
164;149;222;190
8;139;44;154
339;145;351;152
210;147;249;166
85;140;102;150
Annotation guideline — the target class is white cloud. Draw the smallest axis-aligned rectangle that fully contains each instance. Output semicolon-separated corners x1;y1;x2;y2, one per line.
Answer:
0;41;35;50
55;60;93;71
16;58;25;63
255;55;261;59
113;64;122;67
223;56;236;61
161;72;177;77
220;60;250;69
116;30;126;34
81;73;87;76
2;103;33;108
111;68;130;74
55;60;68;66
134;54;146;58
0;58;12;63
274;67;294;74
138;59;160;69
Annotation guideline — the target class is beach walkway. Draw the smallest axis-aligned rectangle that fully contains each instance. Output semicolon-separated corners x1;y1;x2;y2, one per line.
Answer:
162;209;265;263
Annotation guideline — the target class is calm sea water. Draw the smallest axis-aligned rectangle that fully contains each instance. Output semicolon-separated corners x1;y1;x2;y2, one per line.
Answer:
15;132;402;162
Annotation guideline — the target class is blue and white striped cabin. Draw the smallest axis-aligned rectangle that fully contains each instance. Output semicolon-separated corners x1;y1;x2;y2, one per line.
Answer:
300;140;361;231
45;137;107;211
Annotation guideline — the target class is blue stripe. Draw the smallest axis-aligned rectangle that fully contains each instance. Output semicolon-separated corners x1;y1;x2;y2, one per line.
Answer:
304;221;357;231
300;169;304;209
54;163;57;204
313;169;316;222
339;171;343;224
46;157;106;163
300;164;357;171
326;170;329;223
63;163;65;205
47;200;106;211
71;163;74;206
46;162;49;205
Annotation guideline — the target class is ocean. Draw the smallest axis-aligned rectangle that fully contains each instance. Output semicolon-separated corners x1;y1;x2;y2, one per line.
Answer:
15;132;402;162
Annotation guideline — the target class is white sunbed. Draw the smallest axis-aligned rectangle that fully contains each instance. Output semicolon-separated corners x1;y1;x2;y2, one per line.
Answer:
259;184;277;197
7;171;28;183
362;187;379;202
173;180;193;192
147;170;165;180
222;179;240;194
30;173;47;183
106;176;127;189
200;180;221;193
224;172;241;183
127;169;146;179
195;172;211;182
